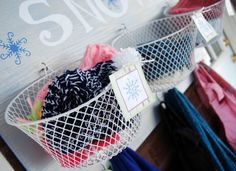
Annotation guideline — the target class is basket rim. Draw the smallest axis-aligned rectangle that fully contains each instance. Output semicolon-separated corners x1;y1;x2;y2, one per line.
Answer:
112;18;195;49
136;23;194;48
164;0;224;17
5;68;114;127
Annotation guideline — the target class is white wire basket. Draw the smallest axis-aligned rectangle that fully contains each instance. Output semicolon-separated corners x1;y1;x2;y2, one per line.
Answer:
4;63;141;168
112;17;198;92
165;0;225;47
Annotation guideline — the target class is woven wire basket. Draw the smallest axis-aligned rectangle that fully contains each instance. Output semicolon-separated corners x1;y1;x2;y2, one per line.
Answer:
4;64;141;168
112;17;197;92
165;0;225;47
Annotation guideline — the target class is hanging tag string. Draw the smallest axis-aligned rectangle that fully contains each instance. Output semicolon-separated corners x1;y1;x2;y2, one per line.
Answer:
140;57;155;63
191;9;218;42
118;23;128;33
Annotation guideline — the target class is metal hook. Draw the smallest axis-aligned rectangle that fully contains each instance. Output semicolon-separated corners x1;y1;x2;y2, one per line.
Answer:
118;23;128;32
39;62;53;76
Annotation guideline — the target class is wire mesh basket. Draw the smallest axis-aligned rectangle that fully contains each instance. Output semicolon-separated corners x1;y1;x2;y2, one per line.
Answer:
112;17;198;92
165;0;225;47
4;64;141;168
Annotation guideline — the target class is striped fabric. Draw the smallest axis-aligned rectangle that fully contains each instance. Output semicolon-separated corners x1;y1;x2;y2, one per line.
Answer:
42;61;120;154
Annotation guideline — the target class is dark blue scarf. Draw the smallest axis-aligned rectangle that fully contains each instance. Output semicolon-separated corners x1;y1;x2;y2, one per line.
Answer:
164;88;236;171
110;147;159;171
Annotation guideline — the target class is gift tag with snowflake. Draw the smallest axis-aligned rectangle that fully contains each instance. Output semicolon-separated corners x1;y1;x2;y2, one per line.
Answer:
191;12;218;42
109;64;155;121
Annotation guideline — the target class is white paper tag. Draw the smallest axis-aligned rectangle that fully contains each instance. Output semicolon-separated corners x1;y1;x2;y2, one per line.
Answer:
109;64;155;121
191;12;218;42
226;0;235;16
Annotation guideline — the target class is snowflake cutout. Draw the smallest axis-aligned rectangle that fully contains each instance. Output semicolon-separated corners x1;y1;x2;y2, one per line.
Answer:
124;78;141;101
0;32;31;65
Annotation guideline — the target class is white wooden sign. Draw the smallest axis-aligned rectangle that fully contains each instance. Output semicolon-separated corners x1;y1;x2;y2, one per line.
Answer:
0;0;165;124
0;1;171;170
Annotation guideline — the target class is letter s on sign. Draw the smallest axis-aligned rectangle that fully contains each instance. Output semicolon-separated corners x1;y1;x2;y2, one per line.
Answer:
19;0;73;46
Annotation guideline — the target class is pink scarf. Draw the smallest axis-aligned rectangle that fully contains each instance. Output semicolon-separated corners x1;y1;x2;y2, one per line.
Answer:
194;61;236;152
80;44;117;71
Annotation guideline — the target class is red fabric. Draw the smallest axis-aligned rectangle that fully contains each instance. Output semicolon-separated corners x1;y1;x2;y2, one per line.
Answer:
41;133;120;168
194;61;236;152
169;0;220;15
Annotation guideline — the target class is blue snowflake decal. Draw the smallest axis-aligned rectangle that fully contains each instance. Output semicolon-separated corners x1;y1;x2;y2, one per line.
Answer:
104;0;119;8
0;32;31;65
124;78;140;101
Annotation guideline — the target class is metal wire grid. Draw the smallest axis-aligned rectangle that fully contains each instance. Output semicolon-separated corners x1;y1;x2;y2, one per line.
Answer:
165;0;225;47
112;17;197;92
4;2;224;167
5;66;141;168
